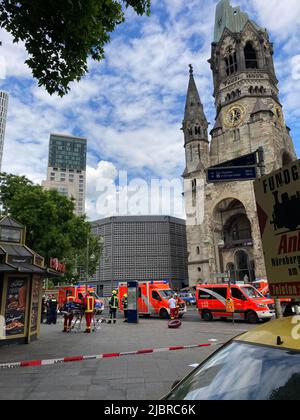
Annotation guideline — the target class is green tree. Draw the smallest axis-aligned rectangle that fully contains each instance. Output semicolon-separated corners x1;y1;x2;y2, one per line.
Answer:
0;173;100;281
0;0;151;96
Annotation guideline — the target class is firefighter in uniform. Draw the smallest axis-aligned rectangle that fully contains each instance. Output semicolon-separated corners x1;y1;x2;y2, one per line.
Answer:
122;293;128;322
63;295;75;333
108;290;119;324
84;291;96;333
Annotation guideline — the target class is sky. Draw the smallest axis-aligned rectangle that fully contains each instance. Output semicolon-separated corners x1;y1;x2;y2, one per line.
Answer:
1;0;300;221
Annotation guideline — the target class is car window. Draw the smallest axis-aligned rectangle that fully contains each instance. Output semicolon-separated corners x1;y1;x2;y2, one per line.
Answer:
231;288;246;301
166;342;300;400
152;291;162;301
242;286;264;299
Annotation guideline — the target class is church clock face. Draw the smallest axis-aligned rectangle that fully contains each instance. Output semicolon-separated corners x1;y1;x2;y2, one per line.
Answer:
224;105;245;128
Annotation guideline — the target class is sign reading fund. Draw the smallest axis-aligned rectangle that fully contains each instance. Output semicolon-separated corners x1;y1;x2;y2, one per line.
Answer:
254;160;300;299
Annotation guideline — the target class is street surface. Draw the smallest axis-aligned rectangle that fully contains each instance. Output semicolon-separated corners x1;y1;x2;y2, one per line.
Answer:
0;309;255;400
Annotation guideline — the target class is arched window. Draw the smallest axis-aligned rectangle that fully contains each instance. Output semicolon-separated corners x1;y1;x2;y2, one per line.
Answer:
249;86;253;94
244;42;258;69
225;49;238;76
196;246;200;255
195;126;201;135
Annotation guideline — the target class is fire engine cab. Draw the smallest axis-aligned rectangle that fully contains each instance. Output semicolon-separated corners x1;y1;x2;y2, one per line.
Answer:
119;281;187;319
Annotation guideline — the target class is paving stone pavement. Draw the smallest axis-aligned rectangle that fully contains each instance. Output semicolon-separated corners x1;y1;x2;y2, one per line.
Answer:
0;309;254;400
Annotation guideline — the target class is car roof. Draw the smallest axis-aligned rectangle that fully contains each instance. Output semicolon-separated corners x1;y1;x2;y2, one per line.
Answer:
235;317;300;351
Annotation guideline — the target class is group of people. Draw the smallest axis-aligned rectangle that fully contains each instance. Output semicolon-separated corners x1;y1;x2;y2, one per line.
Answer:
41;290;128;334
41;295;59;325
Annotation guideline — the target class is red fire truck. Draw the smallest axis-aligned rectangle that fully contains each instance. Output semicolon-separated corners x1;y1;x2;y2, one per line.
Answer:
119;281;187;319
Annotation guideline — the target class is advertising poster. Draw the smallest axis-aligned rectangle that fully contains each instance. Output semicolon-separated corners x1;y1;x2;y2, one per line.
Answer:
30;277;41;333
254;160;300;298
5;277;28;336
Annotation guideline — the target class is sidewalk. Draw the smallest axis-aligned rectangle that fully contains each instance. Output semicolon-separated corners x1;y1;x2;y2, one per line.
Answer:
0;311;252;400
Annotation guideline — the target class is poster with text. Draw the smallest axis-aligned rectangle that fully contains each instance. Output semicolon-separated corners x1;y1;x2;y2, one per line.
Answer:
254;160;300;298
5;278;28;336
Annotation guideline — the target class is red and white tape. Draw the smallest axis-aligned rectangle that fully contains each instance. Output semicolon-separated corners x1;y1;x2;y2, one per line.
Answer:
0;342;221;370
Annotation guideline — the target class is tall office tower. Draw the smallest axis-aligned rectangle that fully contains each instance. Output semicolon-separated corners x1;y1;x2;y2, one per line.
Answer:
0;92;9;171
42;134;87;216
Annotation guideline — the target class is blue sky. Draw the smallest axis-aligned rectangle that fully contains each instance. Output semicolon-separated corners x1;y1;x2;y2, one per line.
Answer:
1;0;300;220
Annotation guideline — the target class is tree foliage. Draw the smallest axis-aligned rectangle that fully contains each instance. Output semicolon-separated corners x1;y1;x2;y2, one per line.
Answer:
0;173;100;281
0;0;151;96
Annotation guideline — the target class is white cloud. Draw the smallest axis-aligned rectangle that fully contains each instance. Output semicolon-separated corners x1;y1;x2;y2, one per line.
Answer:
1;0;300;221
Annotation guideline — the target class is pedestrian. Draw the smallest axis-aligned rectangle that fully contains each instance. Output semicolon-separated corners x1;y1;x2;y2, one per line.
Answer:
107;290;119;324
63;295;75;333
122;293;128;322
168;295;178;320
47;295;58;325
84;291;96;334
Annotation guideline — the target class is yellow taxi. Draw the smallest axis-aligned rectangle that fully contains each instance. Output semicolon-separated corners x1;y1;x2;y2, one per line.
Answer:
164;316;300;400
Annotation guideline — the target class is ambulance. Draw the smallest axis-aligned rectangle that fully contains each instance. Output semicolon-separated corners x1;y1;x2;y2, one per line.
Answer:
58;285;104;312
119;281;187;319
196;283;275;324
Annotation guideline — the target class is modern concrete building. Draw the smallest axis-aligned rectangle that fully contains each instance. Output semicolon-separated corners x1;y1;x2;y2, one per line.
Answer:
42;134;87;216
182;0;297;286
0;91;8;171
91;216;188;296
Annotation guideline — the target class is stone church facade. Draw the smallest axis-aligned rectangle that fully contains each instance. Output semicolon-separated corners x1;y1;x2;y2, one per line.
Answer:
183;0;297;287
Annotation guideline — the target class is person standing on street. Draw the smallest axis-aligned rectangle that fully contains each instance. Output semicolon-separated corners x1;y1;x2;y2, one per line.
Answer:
41;296;46;324
84;291;96;334
122;293;128;322
168;295;177;320
108;290;119;324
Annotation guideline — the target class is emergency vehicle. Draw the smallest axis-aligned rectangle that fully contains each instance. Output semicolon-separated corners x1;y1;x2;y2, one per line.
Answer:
196;283;275;324
58;285;104;313
119;281;187;319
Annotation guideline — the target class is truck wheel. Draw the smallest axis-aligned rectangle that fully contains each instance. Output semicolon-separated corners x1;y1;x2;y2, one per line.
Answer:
245;311;259;324
160;308;169;319
202;310;213;322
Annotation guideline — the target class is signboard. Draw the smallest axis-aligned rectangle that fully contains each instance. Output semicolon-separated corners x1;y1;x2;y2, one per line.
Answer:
207;166;257;183
212;152;257;169
254;160;300;298
30;278;42;334
50;258;66;273
5;278;29;337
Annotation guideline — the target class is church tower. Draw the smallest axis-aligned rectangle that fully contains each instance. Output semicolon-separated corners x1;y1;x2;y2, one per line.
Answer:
183;0;297;287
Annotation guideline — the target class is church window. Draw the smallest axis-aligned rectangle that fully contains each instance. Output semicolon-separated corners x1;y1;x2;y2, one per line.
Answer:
190;146;193;162
196;247;200;255
225;47;238;76
188;128;193;136
249;86;253;94
195;126;201;135
192;179;197;207
233;128;240;142
244;42;258;69
198;144;201;159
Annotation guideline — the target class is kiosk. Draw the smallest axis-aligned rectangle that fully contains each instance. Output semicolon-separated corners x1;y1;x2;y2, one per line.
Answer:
0;216;62;345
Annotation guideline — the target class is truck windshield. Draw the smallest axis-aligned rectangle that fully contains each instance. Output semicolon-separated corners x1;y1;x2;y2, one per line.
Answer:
242;286;264;299
166;342;300;400
159;290;173;299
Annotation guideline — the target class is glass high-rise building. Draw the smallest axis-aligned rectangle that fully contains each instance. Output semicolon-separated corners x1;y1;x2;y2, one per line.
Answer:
0;92;9;171
42;134;87;216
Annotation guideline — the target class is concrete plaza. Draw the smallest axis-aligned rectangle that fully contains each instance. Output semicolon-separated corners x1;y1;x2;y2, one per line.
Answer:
0;309;254;400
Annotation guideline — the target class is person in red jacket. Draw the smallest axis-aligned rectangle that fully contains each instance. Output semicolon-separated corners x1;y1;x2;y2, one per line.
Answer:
84;291;96;334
